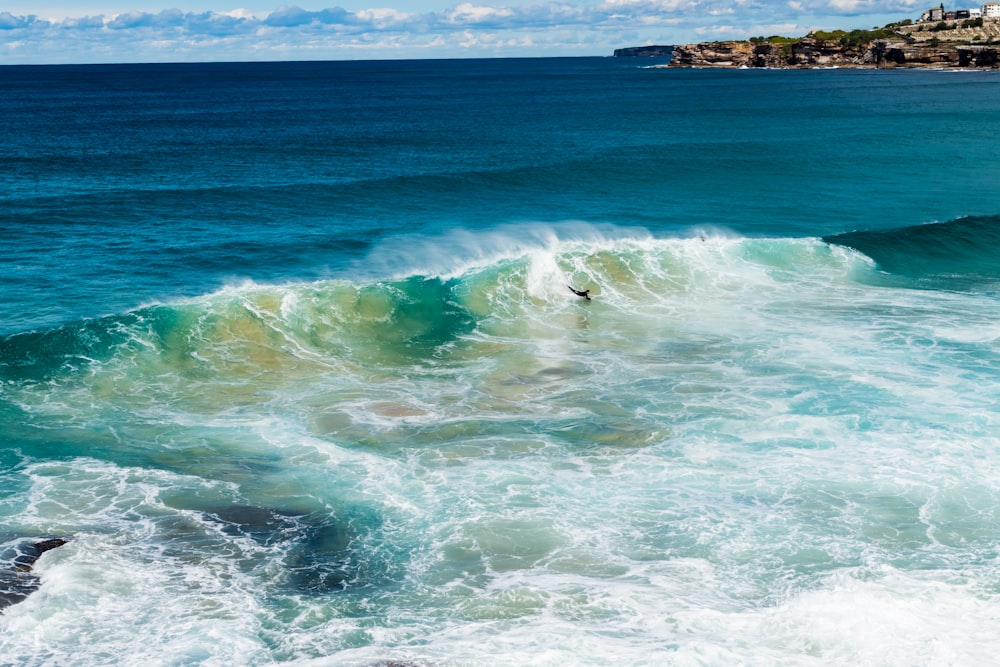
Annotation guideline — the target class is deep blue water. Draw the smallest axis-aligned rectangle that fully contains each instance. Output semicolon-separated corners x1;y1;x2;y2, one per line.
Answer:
2;58;1000;665
4;59;1000;334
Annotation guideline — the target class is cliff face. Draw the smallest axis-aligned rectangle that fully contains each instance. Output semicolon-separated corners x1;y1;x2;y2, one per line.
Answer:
613;45;673;57
667;40;756;67
667;39;863;68
669;38;1000;69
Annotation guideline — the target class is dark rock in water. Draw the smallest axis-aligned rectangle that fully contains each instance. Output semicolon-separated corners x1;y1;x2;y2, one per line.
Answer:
284;517;355;592
197;505;376;593
1;537;69;612
204;505;303;545
209;505;294;528
12;538;69;571
613;45;673;57
0;570;41;610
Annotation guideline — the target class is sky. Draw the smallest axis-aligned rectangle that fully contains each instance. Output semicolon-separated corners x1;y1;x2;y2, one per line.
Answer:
0;0;923;64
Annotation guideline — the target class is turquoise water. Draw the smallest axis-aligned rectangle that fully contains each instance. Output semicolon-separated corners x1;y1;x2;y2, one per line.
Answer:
2;59;1000;665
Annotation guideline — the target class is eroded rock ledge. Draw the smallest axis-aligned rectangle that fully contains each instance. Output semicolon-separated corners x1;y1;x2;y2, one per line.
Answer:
669;38;1000;69
1;538;69;611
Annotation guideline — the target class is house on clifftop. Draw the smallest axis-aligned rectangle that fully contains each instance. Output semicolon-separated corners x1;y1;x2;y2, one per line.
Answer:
922;3;946;21
921;2;1000;20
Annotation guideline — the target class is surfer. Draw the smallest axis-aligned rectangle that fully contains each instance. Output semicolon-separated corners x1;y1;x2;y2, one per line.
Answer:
568;285;591;300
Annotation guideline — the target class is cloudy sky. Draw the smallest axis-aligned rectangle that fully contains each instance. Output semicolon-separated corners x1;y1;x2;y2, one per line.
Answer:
1;0;920;64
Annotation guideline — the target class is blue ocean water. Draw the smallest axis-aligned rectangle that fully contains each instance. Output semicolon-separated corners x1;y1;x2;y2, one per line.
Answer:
2;58;1000;665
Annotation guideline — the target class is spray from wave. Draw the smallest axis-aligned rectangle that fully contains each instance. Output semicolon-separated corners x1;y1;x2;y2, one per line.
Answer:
1;229;874;384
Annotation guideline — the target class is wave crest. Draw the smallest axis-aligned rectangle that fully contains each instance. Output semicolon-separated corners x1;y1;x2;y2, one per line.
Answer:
824;215;1000;289
1;233;873;386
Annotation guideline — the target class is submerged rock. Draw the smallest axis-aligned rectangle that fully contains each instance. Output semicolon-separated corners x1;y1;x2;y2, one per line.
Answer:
204;505;303;545
0;570;41;610
0;537;69;612
12;538;68;571
198;505;371;593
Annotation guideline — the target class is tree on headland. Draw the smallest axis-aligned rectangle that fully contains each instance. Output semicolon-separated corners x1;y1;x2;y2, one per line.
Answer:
749;35;798;45
809;27;896;48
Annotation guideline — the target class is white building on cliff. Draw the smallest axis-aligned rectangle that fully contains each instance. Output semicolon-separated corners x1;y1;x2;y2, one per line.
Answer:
922;3;946;20
920;3;1000;19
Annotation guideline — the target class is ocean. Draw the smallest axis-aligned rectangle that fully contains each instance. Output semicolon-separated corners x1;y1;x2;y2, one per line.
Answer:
2;57;1000;665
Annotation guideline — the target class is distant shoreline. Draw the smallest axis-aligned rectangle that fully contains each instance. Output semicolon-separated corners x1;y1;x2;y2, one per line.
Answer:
669;37;999;69
612;45;673;58
617;16;1000;69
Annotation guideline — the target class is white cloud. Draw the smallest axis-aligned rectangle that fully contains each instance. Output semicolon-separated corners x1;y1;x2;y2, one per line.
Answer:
694;23;747;35
264;6;353;27
601;0;689;8
0;11;47;29
222;8;257;19
752;21;801;33
62;15;107;28
828;0;864;12
446;3;515;24
355;7;413;26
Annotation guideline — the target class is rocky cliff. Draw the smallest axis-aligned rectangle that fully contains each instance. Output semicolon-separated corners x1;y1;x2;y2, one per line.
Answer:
669;38;1000;69
614;45;673;57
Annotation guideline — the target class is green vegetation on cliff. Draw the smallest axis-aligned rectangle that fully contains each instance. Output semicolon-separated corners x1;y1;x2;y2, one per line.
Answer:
748;35;797;44
750;23;902;48
744;15;998;50
811;28;896;47
667;13;1000;69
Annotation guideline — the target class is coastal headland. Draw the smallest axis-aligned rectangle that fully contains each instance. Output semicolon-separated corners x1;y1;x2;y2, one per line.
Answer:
613;45;673;57
664;15;1000;68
